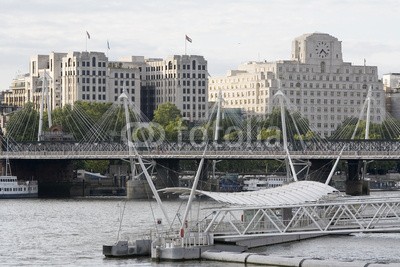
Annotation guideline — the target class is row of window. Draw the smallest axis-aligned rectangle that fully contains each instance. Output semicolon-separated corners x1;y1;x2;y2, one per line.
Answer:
182;111;206;118
183;96;206;102
82;86;106;92
114;80;135;86
286;82;373;90
278;65;375;75
81;60;106;68
183;88;206;95
114;73;136;79
80;78;107;84
0;187;31;192
65;60;107;68
210;90;378;100
146;72;207;80
182;104;206;110
79;70;107;76
82;94;106;101
282;74;375;83
146;63;206;71
0;179;16;182
182;80;206;87
270;90;380;98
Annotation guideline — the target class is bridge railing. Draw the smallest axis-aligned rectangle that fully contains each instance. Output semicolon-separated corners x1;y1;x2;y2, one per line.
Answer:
2;140;400;159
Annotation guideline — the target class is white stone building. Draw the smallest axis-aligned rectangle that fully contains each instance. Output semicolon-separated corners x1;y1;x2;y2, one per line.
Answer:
5;52;208;122
209;33;385;137
139;55;208;122
383;73;400;119
61;51;140;108
383;73;400;92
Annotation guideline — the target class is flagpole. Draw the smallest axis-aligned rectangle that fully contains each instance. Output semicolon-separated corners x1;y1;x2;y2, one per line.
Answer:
185;36;187;55
106;40;109;59
85;32;88;52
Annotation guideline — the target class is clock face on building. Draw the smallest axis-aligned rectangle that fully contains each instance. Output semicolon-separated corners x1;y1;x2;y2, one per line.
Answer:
315;41;330;58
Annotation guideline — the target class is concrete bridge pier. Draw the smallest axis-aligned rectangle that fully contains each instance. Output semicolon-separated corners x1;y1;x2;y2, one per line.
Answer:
126;179;151;199
346;160;370;196
126;159;180;199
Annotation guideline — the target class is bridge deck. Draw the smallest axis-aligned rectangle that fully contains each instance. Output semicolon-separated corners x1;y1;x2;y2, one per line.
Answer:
2;140;400;160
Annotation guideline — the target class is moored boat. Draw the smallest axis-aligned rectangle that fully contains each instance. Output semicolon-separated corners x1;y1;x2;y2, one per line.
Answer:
0;175;38;198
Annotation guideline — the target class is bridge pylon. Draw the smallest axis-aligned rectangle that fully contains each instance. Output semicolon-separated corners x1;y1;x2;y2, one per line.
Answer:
345;87;373;196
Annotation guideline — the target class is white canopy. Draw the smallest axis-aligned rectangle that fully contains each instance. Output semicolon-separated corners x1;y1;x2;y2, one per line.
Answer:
160;181;340;207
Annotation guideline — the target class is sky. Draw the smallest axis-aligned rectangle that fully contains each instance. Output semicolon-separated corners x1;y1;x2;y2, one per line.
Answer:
1;0;399;90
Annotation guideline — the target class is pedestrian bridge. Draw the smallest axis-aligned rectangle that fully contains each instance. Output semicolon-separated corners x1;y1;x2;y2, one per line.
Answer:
2;139;400;160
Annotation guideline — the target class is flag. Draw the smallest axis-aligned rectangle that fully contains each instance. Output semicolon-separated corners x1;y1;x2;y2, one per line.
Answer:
107;40;110;50
86;31;90;39
185;35;192;43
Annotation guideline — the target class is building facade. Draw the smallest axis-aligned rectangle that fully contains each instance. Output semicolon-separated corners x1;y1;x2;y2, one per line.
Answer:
208;33;385;137
383;73;400;92
4;53;208;122
383;73;400;119
139;55;208;122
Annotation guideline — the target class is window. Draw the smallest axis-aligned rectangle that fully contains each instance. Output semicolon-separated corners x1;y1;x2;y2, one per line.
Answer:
320;61;326;73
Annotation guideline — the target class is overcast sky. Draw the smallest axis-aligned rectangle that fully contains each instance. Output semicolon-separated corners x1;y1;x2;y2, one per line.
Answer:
1;0;399;90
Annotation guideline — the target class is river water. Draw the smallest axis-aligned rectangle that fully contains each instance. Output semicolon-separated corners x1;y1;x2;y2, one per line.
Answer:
2;192;400;266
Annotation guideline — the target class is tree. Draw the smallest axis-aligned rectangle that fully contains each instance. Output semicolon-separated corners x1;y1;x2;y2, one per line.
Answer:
153;102;182;127
330;118;395;140
6;102;39;141
152;103;185;141
84;160;109;174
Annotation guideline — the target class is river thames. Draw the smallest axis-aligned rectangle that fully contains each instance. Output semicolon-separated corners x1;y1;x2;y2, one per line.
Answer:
2;192;400;266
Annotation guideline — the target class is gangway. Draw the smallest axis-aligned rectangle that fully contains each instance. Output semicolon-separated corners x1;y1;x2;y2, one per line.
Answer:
203;194;400;247
160;181;400;248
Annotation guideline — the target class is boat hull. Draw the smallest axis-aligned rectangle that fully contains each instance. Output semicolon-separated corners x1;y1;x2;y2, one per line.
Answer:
0;192;38;199
103;240;152;257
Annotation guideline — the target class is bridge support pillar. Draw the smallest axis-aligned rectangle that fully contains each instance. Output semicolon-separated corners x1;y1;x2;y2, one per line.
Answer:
126;159;181;199
126;179;151;199
345;160;370;196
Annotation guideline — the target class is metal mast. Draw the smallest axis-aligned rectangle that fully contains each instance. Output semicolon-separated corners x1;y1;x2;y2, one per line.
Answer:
120;92;171;226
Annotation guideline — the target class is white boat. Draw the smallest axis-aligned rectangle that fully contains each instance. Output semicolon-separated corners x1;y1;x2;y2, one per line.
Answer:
0;175;38;198
242;175;291;191
242;178;268;191
0;156;38;199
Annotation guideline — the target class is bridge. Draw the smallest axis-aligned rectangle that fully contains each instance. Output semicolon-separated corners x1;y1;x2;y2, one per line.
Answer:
3;88;400;197
3;87;400;161
2;139;400;160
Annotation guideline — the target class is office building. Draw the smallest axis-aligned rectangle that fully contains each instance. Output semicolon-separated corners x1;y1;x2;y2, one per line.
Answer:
209;33;385;137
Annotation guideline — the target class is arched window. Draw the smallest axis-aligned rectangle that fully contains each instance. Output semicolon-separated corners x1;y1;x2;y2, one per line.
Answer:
68;58;72;67
92;57;96;67
320;61;326;73
168;61;172;70
192;60;196;70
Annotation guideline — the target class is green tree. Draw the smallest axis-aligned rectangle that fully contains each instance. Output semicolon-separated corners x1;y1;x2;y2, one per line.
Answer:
152;103;185;141
84;160;110;174
330;118;392;140
6;102;39;141
153;102;182;127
